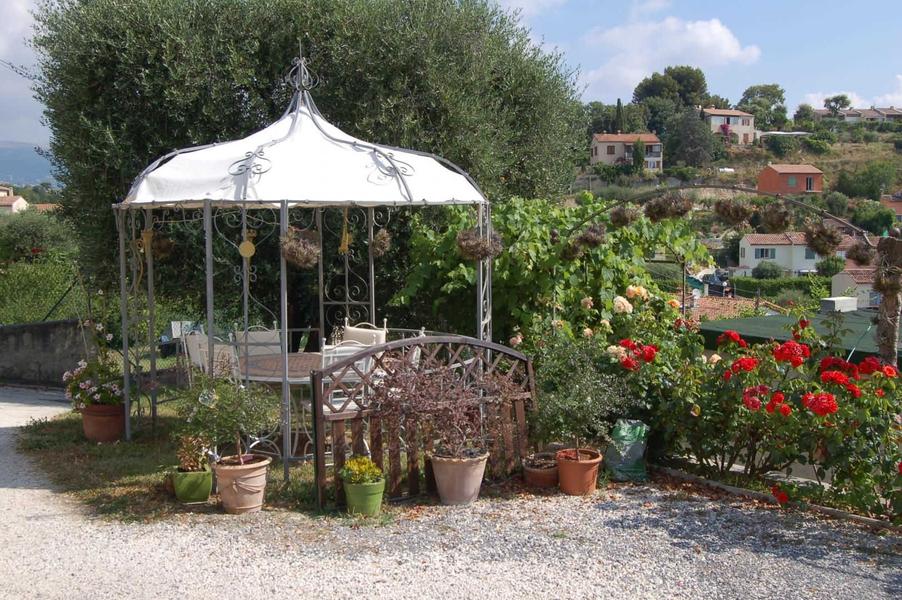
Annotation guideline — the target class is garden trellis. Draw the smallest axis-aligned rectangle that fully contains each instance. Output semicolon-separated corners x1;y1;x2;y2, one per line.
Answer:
113;52;495;478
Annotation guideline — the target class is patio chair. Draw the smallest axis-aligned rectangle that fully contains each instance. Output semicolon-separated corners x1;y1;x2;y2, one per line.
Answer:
342;318;388;346
233;326;281;358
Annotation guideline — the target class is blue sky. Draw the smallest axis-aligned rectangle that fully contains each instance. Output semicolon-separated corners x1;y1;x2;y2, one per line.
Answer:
2;0;901;144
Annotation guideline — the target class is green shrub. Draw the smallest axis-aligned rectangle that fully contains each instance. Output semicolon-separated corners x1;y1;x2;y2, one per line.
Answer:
339;456;383;484
0;257;88;324
764;135;799;158
862;130;878;143
0;210;75;263
802;137;830;155
663;165;700;181
811;129;838;144
815;256;845;277
731;275;830;299
751;260;784;279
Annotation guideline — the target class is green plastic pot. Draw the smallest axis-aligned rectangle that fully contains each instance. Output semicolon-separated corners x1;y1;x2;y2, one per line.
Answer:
343;479;385;516
171;467;213;504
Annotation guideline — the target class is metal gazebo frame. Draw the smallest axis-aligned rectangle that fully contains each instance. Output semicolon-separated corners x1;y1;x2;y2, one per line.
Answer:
112;55;494;480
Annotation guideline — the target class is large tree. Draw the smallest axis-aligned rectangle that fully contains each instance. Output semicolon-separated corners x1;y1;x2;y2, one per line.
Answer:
642;96;678;137
736;84;788;131
664;109;715;167
663;66;708;106
824;94;851;117
33;0;583;282
704;94;731;110
632;72;681;105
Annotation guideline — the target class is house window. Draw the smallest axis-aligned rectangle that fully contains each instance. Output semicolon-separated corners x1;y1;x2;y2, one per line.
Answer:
606;145;615;155
740;247;746;258
754;248;776;259
805;176;814;191
593;146;597;156
805;248;816;260
742;118;750;126
787;176;797;188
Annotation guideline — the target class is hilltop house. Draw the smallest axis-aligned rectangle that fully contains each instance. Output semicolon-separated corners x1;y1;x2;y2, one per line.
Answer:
0;185;28;214
736;232;855;277
701;108;755;144
813;107;902;123
757;164;823;194
832;268;880;308
590;132;663;171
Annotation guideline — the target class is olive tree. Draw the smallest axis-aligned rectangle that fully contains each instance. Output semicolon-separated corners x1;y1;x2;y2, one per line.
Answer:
32;0;583;286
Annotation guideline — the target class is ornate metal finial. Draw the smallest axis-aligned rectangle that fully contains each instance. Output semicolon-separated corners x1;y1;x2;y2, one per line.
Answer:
287;39;316;92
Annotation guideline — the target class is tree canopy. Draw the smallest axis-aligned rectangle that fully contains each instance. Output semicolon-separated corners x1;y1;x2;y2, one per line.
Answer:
824;94;851;117
33;0;583;280
632;66;708;107
664;109;715;167
736;84;788;131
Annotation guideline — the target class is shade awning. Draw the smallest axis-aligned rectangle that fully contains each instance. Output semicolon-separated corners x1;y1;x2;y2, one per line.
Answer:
122;91;486;209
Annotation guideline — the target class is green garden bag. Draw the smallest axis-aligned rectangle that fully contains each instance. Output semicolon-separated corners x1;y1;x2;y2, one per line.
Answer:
604;419;650;482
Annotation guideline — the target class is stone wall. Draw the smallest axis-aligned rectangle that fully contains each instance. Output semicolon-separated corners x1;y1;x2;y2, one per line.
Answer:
0;319;95;387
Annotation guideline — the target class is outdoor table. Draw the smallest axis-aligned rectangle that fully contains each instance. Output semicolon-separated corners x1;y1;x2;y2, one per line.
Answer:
237;352;322;384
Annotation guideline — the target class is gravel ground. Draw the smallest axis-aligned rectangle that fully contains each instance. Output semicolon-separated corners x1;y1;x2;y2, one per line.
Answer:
1;386;900;600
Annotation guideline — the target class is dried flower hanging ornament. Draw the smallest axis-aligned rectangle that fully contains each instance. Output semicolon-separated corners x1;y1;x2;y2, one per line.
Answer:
372;228;392;257
456;227;503;260
280;227;320;269
338;206;352;254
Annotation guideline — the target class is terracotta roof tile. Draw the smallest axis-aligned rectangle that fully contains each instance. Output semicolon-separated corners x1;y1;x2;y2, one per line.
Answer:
592;133;661;143
0;195;25;206
841;268;876;284
743;232;856;250
766;164;823;174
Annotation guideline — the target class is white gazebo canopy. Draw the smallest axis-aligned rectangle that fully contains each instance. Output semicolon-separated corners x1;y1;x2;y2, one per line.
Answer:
123;80;486;208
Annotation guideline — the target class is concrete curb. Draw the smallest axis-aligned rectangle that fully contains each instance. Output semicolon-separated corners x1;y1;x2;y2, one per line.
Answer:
651;465;902;534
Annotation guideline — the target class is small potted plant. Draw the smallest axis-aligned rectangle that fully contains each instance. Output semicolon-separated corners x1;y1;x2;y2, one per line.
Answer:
185;379;280;514
522;451;558;488
63;321;124;443
170;434;213;503
339;455;385;515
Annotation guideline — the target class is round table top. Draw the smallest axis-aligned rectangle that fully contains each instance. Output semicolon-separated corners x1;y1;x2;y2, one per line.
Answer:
237;352;322;383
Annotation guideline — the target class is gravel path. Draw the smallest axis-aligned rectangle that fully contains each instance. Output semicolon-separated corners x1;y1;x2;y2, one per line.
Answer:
1;386;899;600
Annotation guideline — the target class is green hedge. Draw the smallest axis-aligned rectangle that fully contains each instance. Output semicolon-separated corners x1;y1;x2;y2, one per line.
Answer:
731;275;830;299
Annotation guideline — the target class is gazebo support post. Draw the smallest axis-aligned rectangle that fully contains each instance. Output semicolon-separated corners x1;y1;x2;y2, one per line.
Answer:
143;209;158;430
316;208;325;345
116;209;132;441
367;207;376;322
203;201;215;376
476;203;493;342
241;206;251;386
279;201;291;481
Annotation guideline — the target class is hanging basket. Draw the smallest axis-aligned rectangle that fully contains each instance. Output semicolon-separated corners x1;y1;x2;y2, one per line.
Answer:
714;199;753;227
576;223;606;248
280;227;320;269
456;228;503;261
610;205;639;228
372;228;392;258
846;240;875;266
759;204;791;233
645;194;692;223
804;222;842;257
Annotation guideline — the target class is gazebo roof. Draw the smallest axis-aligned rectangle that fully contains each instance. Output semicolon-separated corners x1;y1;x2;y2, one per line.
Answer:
122;62;486;209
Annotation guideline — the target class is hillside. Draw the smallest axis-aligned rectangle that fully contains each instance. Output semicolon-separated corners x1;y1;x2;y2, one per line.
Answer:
0;141;54;186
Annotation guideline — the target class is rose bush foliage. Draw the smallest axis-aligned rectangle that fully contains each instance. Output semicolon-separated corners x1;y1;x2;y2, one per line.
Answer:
525;286;901;520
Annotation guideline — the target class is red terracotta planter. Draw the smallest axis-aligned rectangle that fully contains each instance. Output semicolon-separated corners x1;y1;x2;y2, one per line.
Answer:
556;448;602;495
81;404;125;443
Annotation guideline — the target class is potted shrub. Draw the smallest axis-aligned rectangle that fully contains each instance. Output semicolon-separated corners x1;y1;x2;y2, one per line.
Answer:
170;434;213;504
339;455;385;515
184;380;280;514
63;321;124;443
532;333;634;495
522;451;558;489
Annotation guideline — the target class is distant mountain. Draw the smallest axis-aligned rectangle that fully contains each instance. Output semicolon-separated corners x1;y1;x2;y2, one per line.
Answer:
0;141;55;186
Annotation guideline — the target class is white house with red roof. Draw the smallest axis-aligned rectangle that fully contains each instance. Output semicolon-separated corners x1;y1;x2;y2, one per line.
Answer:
590;132;663;171
702;107;755;144
832;268;880;308
736;232;856;277
0;185;28;214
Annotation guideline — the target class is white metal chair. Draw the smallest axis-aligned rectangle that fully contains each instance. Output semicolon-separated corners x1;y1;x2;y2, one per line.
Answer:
342;318;388;346
233;327;282;358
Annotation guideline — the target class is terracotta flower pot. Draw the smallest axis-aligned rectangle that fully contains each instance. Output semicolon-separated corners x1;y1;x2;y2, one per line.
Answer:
523;452;559;489
171;467;213;504
430;452;489;505
212;455;272;514
556;448;602;495
81;403;125;443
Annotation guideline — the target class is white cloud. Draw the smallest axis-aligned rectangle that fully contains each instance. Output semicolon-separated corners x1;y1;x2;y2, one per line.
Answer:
581;17;760;100
874;74;902;107
497;0;568;19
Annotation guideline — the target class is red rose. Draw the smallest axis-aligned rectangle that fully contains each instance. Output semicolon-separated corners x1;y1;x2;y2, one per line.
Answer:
799;319;810;329
743;396;761;411
779;404;792;417
802;392;814;408
774;341;809;367
876;389;885;398
771;391;785;404
765;402;775;414
884;365;898;378
723;370;732;381
770;485;789;504
641;345;657;363
620;356;639;371
620;339;638;351
845;383;861;398
820;370;850;386
858;356;882;375
808;393;838;416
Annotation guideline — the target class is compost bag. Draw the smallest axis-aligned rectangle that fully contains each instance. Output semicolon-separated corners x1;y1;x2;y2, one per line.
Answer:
604;419;649;481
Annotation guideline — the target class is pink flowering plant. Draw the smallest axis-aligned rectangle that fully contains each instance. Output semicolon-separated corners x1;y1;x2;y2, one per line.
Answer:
62;319;123;409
